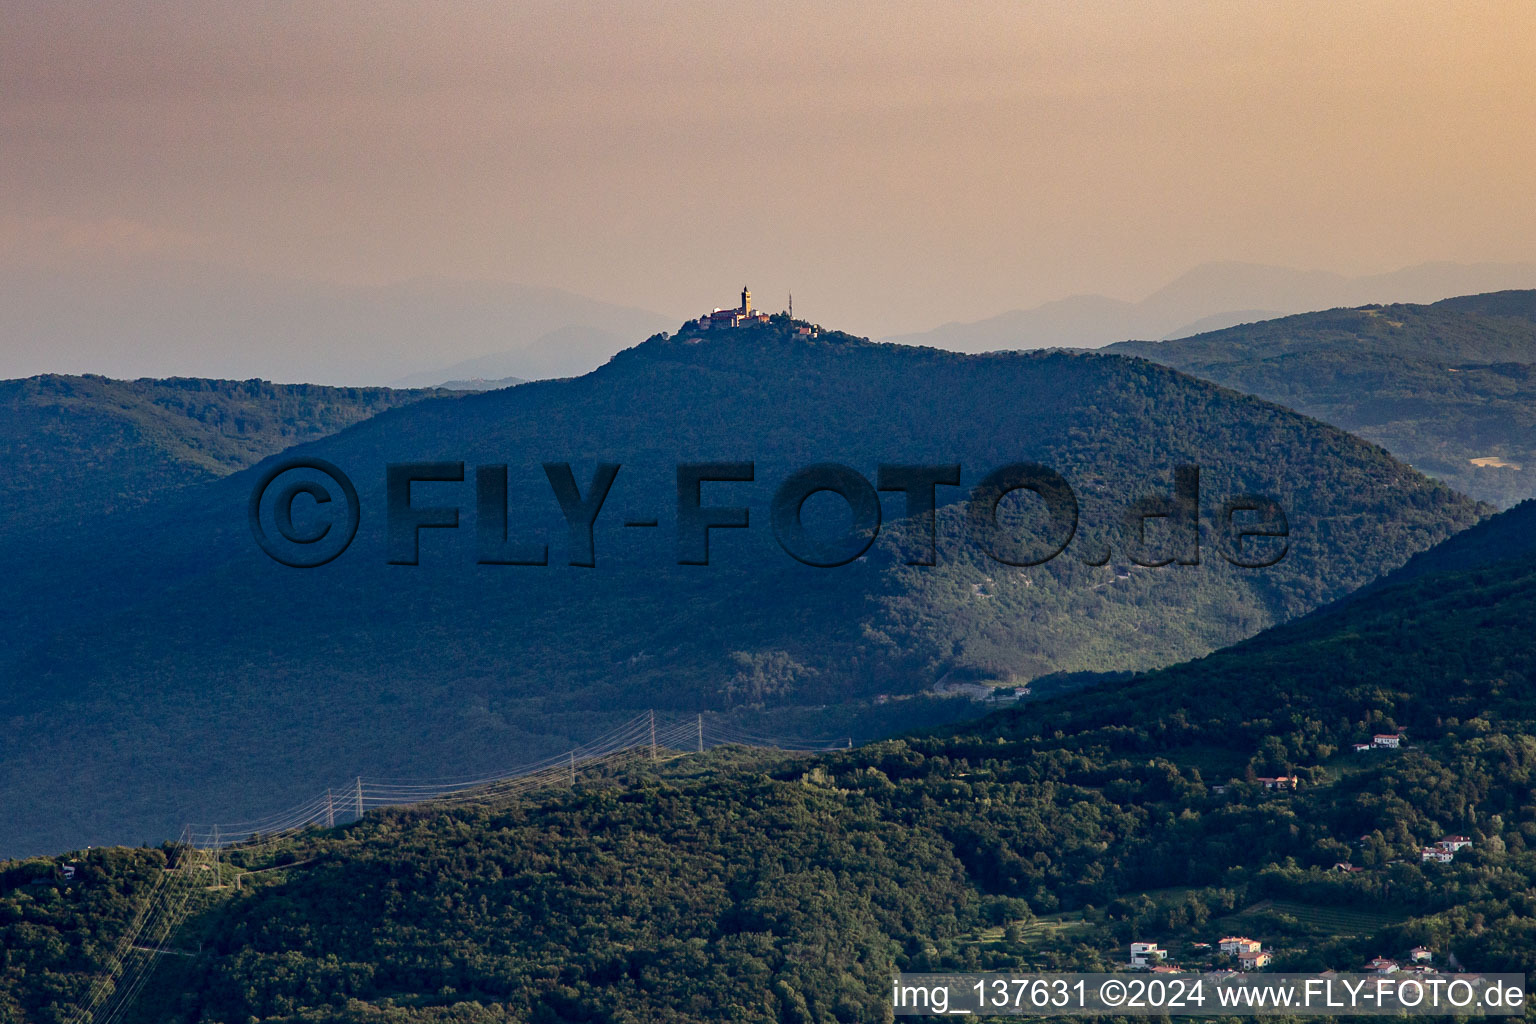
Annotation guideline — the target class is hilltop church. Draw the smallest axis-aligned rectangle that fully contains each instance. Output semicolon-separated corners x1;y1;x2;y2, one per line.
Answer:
697;286;772;329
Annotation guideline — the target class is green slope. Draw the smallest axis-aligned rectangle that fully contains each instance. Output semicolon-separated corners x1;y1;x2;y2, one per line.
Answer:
0;319;1482;857
5;503;1536;1022
1107;290;1536;507
0;374;444;536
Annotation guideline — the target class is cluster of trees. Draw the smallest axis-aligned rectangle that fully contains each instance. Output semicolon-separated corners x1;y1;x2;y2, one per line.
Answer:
0;373;441;536
8;536;1536;1020
0;846;177;1023
86;535;1530;1018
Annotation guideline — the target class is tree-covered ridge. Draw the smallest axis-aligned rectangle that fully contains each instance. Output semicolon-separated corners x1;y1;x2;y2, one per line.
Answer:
1348;498;1536;596
1115;290;1536;366
0;320;1482;857
1106;289;1536;507
6;505;1536;1022
0;846;185;1023
0;374;446;533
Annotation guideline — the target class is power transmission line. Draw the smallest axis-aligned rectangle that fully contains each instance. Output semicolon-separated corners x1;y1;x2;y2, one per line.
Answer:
69;710;856;1024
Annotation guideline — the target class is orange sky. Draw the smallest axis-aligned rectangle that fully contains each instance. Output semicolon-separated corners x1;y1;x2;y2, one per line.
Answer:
3;0;1535;338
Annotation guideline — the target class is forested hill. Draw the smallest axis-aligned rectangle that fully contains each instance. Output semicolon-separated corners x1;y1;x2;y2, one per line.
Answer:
4;505;1534;1023
0;319;1480;856
0;374;446;536
1106;289;1536;507
1347;497;1536;598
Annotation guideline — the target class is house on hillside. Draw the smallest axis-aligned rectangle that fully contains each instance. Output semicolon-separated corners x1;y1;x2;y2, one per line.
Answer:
1373;733;1402;749
1130;941;1168;967
1332;862;1364;873
1410;946;1433;963
1219;936;1262;955
1436;835;1473;852
1255;776;1298;790
1353;742;1374;753
1421;847;1454;864
1366;956;1400;973
1237;950;1273;970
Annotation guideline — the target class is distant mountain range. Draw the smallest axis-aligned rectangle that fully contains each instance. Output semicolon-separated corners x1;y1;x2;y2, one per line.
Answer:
432;376;527;392
0;257;674;386
884;261;1536;353
7;257;1533;390
1107;290;1536;508
6;293;1536;1020
0;318;1478;856
388;323;646;387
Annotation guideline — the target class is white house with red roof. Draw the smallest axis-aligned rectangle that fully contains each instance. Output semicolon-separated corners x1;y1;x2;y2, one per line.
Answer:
1237;950;1273;970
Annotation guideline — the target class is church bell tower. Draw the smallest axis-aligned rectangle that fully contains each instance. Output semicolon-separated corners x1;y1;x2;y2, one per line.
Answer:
741;285;751;316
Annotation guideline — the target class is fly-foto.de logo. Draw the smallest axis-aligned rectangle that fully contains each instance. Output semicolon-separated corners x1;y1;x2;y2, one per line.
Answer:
249;459;1288;570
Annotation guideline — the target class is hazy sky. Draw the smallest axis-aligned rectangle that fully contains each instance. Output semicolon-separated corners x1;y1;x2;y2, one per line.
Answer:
3;0;1535;348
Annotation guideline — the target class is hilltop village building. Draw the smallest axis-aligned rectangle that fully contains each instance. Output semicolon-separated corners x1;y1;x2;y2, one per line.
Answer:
697;286;772;329
690;287;819;337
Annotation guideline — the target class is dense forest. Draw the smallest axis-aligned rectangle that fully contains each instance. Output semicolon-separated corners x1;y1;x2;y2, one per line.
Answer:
1107;290;1536;507
0;374;445;539
5;503;1535;1022
0;319;1482;856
